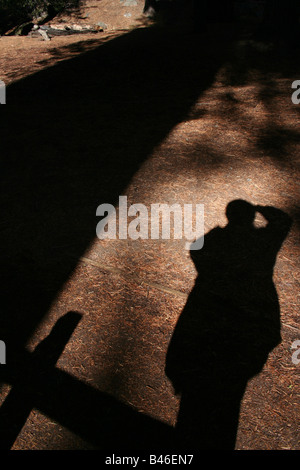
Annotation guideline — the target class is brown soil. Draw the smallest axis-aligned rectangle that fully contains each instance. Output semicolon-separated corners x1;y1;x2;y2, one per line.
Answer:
0;0;299;453
0;0;149;86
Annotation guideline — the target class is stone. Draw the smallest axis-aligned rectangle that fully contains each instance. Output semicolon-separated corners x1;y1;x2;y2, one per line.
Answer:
96;21;108;30
123;0;138;6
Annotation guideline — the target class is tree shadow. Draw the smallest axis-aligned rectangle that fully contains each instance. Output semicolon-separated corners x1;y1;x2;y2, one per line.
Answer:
0;19;297;449
0;24;228;449
0;26;227;360
0;311;175;450
165;200;292;450
0;311;82;449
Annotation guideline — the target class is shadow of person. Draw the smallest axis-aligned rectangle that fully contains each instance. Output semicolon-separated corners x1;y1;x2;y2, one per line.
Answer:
165;200;292;450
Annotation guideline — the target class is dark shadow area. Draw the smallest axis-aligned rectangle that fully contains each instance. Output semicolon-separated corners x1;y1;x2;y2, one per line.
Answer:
254;0;300;50
0;311;174;450
256;127;300;159
143;0;236;32
0;311;82;449
0;15;298;448
0;24;232;449
165;200;292;449
0;27;233;361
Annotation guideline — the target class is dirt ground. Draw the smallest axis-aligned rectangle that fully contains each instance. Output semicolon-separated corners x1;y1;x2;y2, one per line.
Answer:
0;0;150;85
0;0;299;453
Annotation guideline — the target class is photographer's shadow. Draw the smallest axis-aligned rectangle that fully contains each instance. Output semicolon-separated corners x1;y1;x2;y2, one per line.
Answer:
165;200;292;450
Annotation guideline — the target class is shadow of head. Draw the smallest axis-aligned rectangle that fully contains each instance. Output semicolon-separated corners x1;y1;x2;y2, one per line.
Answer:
225;199;256;226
